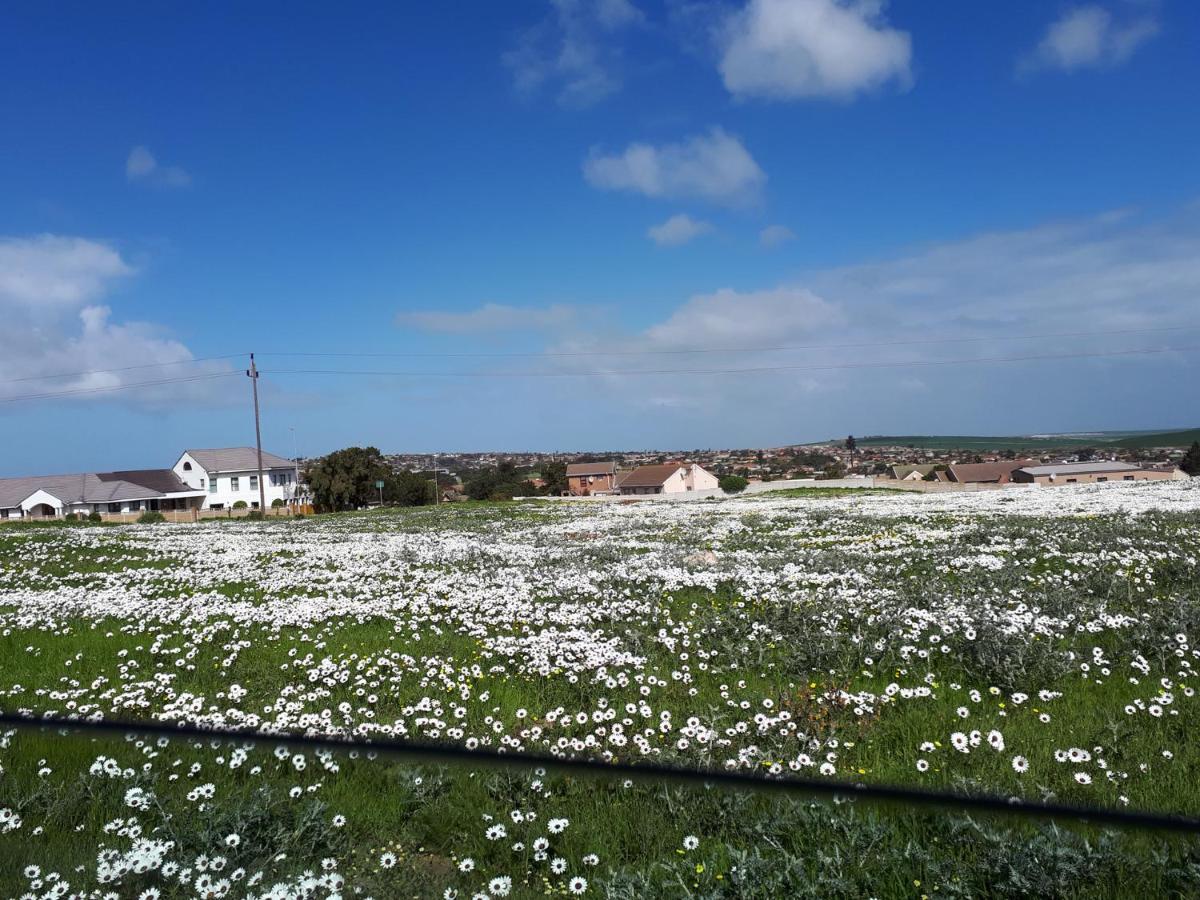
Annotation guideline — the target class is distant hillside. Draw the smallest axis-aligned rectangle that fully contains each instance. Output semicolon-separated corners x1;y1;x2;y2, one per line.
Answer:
816;429;1198;451
836;434;1110;450
1108;428;1200;449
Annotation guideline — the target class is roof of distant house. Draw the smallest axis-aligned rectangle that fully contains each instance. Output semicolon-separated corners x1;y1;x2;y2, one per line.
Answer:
566;461;616;477
182;447;295;472
0;469;202;509
1017;461;1147;477
947;460;1035;483
890;464;936;479
619;463;687;487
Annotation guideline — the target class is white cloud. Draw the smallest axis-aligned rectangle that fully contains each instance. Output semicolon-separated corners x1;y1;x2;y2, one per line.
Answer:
648;213;713;246
125;146;191;188
504;0;645;107
583;127;766;206
0;235;231;406
1020;5;1159;73
536;206;1200;436
396;302;584;334
759;224;796;247
0;235;132;310
718;0;912;101
643;285;845;347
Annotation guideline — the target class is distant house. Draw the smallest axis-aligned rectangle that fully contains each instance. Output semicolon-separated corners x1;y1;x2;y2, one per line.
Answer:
889;464;937;481
1010;461;1179;486
0;470;205;519
946;460;1035;484
566;461;618;496
617;463;719;495
173;447;301;510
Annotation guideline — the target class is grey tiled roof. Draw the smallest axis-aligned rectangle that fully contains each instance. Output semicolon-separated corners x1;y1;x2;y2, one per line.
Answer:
0;470;202;509
1018;461;1146;476
183;447;295;472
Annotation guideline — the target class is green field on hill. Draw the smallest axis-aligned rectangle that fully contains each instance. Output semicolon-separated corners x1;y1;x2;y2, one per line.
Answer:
822;428;1199;451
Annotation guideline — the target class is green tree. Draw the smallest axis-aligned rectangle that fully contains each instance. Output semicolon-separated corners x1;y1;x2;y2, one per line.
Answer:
305;446;391;511
719;475;749;494
540;461;568;496
386;470;436;506
1181;441;1200;476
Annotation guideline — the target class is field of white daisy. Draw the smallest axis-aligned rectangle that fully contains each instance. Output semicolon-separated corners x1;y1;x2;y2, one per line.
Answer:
2;481;1200;898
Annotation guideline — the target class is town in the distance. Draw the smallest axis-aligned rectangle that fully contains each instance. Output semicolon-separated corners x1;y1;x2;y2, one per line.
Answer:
2;427;1198;521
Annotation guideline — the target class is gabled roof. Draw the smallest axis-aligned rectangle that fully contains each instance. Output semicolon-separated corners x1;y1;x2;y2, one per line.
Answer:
566;461;616;477
890;464;936;480
619;463;686;487
947;460;1034;483
182;447;294;472
0;470;203;509
1018;461;1147;477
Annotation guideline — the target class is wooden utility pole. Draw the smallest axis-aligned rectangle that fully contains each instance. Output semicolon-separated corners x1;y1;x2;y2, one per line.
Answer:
247;353;267;514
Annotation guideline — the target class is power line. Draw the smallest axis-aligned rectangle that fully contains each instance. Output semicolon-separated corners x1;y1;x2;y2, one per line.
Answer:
0;713;1195;834
1;344;1193;405
260;344;1199;380
0;371;241;405
0;354;245;386
260;324;1200;360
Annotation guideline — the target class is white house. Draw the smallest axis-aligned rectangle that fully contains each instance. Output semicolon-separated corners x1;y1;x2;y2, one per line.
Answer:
616;463;719;495
0;470;206;519
173;447;302;510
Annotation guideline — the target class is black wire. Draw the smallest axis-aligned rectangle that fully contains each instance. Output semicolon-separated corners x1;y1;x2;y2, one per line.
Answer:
0;354;246;386
0;371;241;404
259;324;1200;359
261;345;1199;379
2;713;1197;834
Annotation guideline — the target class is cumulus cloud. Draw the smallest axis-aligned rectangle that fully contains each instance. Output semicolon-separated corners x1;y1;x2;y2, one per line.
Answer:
0;235;132;310
718;0;912;101
583;127;766;206
0;235;231;406
648;213;713;246
126;146;191;188
759;224;796;247
1019;5;1159;73
504;0;645;107
397;302;585;334
536;205;1200;436
645;285;844;347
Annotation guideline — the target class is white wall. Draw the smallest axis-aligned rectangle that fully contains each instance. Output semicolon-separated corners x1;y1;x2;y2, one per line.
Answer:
174;453;297;509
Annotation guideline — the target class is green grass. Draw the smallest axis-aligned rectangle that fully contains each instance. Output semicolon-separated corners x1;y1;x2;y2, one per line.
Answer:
2;499;1200;897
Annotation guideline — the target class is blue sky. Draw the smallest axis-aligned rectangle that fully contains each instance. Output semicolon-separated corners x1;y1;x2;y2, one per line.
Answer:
2;1;1199;474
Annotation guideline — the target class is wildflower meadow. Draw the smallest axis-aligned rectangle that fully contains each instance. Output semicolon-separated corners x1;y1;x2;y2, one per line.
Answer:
2;481;1200;898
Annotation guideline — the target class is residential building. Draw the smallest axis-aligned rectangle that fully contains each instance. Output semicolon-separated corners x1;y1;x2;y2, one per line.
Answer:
946;460;1035;484
1010;461;1179;486
566;461;617;496
617;463;719;495
889;464;937;481
0;470;205;519
173;447;300;510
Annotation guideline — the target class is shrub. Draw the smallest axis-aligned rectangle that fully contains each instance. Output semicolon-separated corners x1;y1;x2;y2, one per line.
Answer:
232;500;249;509
245;510;265;521
137;511;165;524
271;498;285;508
63;512;80;522
719;475;749;494
87;511;103;523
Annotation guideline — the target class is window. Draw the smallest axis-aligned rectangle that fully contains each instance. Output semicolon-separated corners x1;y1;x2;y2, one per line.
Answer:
231;476;240;491
210;503;224;510
1124;475;1135;481
1066;478;1077;483
250;475;259;490
1097;477;1108;482
182;461;192;471
108;503;120;513
209;478;218;494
